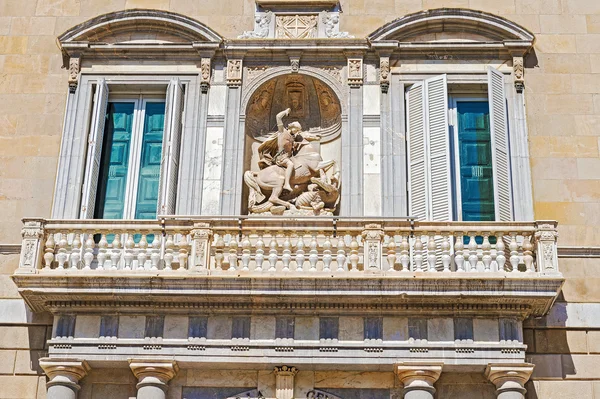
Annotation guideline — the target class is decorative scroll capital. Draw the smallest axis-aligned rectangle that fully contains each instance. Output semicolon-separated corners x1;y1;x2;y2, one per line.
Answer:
200;58;211;93
40;358;90;390
274;365;299;376
347;58;363;87
379;56;390;93
485;363;534;396
68;55;81;93
227;59;243;86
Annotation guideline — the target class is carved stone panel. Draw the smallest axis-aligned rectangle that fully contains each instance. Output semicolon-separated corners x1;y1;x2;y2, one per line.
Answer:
347;58;363;86
227;59;243;86
276;15;318;39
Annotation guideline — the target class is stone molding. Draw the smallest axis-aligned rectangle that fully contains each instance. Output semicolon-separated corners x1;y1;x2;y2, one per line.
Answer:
485;363;534;396
39;358;90;391
395;362;443;395
129;359;179;391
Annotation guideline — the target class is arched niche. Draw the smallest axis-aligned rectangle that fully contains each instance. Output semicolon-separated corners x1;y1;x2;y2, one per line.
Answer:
242;72;343;215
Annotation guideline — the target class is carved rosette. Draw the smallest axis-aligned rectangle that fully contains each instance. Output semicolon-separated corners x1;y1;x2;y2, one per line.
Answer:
347;58;363;87
200;58;211;93
227;59;243;86
68;56;81;93
380;56;390;93
513;56;524;92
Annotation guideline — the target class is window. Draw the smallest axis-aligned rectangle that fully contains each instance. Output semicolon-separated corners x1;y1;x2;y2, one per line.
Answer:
499;318;520;342
364;317;383;340
408;318;427;341
80;78;184;220
319;317;339;340
406;69;512;222
100;315;119;338
454;318;474;341
232;316;251;339
145;315;165;338
55;315;76;338
189;316;208;339
276;316;295;339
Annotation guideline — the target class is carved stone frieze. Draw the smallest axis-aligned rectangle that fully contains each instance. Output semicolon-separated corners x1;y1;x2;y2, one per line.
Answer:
246;66;271;83
227;59;243;86
319;66;342;83
347;58;363;86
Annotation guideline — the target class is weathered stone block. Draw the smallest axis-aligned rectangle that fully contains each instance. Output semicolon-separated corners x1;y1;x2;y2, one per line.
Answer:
118;316;144;339
314;371;394;388
295;317;318;341
250;316;275;340
74;315;100;339
9;17;56;36
14;350;44;375
339;316;363;341
383;317;407;341
563;355;600;379
186;370;257;387
427;318;453;342
0;350;16;374
473;319;499;342
530;380;593;399
535;329;588;353
0;376;40;398
540;15;587;34
207;316;231;340
0;326;47;350
164;315;188;340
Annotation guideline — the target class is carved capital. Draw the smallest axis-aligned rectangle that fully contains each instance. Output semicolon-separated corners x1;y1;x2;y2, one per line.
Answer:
68;55;81;93
395;362;443;395
129;359;179;390
227;59;243;86
347;58;363;87
200;57;211;93
39;358;90;391
380;56;390;93
513;56;524;92
485;363;534;396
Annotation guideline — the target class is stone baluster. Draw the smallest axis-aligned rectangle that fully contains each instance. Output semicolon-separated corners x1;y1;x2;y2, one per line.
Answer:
399;235;410;272
178;234;190;271
150;234;161;271
509;234;519;273
82;233;94;271
490;234;498;272
57;234;68;269
129;359;179;399
441;234;451;272
268;236;278;272
255;235;265;272
427;235;437;272
322;236;332;272
164;234;175;271
43;233;55;270
336;236;346;272
485;363;534;399
282;236;292;272
522;235;534;272
534;221;559;275
124;234;135;271
137;234;148;271
395;362;443;399
455;234;465;272
97;234;108;271
496;233;506;272
387;236;396;272
70;234;81;270
482;234;492;272
227;235;238;271
39;358;90;399
467;234;478;272
349;236;359;272
296;236;306;272
241;235;251;271
274;366;298;399
413;236;423;272
308;235;319;272
110;234;121;270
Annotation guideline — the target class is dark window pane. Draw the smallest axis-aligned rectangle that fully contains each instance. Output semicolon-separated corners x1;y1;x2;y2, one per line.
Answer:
189;316;208;339
364;317;383;340
319;317;339;340
55;315;76;338
454;318;473;341
145;316;165;338
276;317;295;339
100;315;119;338
499;318;520;341
232;316;251;339
408;318;427;340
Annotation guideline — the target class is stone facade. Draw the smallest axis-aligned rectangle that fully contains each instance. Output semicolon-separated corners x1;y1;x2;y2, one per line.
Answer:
0;0;599;398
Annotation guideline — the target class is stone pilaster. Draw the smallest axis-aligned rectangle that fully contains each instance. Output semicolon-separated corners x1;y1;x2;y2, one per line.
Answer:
485;363;534;399
362;224;384;272
395;362;443;399
39;358;90;399
129;359;179;399
274;366;298;399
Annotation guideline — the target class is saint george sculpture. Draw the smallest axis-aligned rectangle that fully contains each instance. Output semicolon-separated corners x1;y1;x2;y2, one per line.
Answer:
244;108;340;216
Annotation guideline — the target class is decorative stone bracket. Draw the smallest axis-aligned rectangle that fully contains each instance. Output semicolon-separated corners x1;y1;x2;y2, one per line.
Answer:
68;55;81;93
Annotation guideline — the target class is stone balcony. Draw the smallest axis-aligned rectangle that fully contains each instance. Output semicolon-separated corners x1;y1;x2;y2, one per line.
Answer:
13;217;563;317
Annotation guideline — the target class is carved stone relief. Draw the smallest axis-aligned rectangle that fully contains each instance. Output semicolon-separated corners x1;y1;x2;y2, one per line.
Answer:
246;66;271;83
513;56;524;92
200;58;211;93
239;11;273;38
276;15;318;39
322;13;353;38
379;56;390;93
246;80;277;137
68;56;80;93
227;59;243;86
314;79;341;128
347;58;363;86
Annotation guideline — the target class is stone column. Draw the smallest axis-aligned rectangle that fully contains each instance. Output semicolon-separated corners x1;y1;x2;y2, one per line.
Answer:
274;365;298;399
39;358;90;399
395;362;443;399
485;363;534;399
129;359;179;399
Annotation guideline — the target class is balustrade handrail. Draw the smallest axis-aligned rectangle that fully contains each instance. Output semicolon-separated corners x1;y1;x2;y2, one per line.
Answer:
16;217;560;276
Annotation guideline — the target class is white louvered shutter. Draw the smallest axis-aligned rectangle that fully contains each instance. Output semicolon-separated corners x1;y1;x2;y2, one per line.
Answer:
488;67;513;221
158;78;184;215
424;74;452;221
80;79;109;219
406;82;428;220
